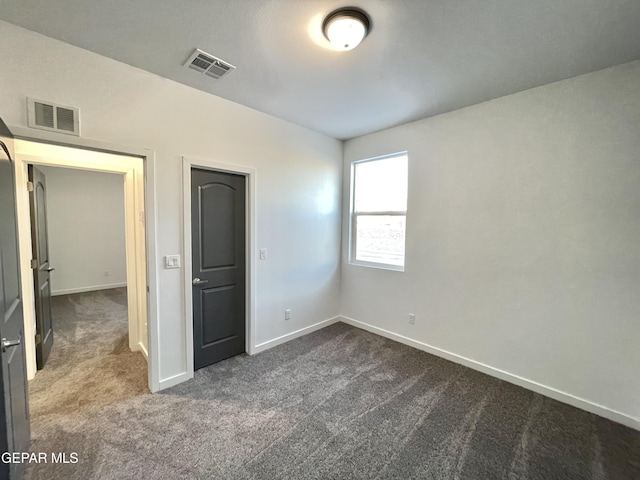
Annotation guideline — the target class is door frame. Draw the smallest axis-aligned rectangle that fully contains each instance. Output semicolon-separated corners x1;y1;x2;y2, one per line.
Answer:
182;156;256;381
12;139;159;391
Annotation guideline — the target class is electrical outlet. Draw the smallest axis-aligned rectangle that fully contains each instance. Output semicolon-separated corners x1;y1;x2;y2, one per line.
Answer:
285;309;291;321
103;270;110;277
408;313;416;325
259;248;267;260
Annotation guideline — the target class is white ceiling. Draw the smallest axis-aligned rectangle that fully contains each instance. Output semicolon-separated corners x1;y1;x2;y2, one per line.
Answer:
2;0;640;140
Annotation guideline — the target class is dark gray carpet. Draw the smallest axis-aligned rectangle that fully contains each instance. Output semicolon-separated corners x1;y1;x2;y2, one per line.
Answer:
25;296;639;479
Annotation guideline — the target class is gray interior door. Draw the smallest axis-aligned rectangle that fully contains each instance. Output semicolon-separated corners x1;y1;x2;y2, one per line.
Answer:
191;168;246;370
0;121;31;479
28;165;54;370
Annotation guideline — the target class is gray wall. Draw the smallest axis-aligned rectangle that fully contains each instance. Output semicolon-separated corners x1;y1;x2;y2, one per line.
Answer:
342;60;640;424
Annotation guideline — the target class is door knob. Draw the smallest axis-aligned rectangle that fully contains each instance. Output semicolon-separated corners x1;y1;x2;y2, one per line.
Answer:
46;267;55;272
192;278;209;285
2;337;21;353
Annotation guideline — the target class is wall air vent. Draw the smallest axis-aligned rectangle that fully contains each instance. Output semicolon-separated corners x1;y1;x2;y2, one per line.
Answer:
185;49;235;80
27;98;80;136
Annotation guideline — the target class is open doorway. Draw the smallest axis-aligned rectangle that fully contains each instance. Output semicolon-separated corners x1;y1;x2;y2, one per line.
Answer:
29;165;140;387
12;140;150;386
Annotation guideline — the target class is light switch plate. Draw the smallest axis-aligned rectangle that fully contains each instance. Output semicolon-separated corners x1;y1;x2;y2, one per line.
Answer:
259;248;267;260
165;255;181;269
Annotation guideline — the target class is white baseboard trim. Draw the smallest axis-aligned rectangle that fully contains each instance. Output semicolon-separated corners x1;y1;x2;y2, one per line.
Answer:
155;317;340;392
138;342;148;361
52;282;127;296
157;372;192;391
253;316;341;354
339;316;640;431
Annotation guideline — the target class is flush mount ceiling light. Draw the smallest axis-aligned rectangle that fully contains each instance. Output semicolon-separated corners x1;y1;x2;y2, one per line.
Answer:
322;8;370;51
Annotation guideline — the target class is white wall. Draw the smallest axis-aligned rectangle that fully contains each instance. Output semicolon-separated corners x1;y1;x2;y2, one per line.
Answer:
3;19;637;426
341;60;640;426
0;21;342;388
38;166;126;295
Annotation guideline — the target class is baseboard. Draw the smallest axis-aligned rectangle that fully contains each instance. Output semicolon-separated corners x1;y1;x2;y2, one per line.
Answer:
157;372;192;391
52;282;127;296
253;316;341;354
339;316;640;431
154;317;340;392
138;342;148;361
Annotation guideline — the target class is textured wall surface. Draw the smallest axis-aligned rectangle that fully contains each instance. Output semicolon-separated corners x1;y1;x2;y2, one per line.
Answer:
39;166;127;295
342;60;640;423
0;21;342;386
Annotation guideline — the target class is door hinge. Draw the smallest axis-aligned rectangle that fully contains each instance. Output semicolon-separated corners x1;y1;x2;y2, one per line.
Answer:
139;210;145;224
27;181;34;192
30;259;38;269
35;333;42;345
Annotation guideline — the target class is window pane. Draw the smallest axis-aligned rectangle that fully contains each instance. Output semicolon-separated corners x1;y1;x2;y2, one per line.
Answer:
355;215;406;266
354;155;408;212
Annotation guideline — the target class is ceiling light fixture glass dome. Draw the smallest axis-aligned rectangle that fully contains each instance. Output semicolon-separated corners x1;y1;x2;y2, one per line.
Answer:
323;8;370;51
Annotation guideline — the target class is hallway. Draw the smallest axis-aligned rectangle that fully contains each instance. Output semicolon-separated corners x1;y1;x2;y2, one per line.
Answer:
26;288;147;478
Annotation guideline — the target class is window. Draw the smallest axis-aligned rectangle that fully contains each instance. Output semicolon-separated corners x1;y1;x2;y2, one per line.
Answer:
350;152;408;271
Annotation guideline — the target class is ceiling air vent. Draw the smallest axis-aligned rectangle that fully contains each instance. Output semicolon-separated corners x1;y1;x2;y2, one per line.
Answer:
185;49;235;80
27;98;80;136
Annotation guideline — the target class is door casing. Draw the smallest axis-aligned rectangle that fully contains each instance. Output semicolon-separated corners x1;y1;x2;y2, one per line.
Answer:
13;140;153;386
182;156;256;384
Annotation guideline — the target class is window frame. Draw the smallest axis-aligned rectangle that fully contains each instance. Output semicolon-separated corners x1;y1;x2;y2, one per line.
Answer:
349;152;408;272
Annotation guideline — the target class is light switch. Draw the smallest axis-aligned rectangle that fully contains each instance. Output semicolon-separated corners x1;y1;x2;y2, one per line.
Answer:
259;248;267;260
165;255;181;269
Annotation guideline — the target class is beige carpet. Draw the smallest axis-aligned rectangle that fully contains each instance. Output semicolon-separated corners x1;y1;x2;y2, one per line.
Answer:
25;290;640;479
